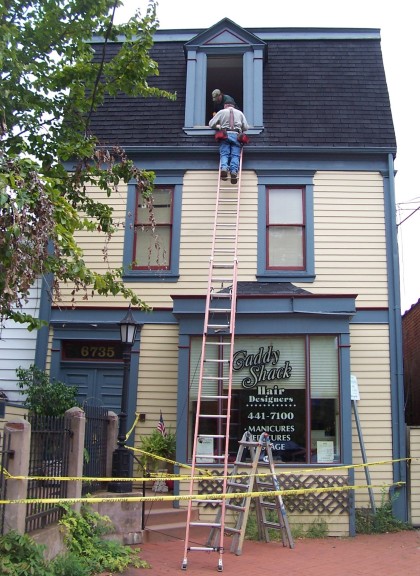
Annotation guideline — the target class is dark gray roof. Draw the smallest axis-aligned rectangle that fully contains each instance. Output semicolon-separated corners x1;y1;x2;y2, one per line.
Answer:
227;282;311;296
89;28;396;151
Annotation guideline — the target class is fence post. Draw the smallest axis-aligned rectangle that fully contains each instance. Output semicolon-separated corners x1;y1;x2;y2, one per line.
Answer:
4;418;31;534
65;407;86;513
106;411;118;478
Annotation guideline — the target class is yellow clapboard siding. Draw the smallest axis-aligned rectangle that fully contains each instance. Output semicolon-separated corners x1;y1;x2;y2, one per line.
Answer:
58;169;389;309
349;323;393;506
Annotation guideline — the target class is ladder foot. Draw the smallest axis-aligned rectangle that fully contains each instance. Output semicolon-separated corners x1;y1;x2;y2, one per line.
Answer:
217;559;223;572
181;558;187;570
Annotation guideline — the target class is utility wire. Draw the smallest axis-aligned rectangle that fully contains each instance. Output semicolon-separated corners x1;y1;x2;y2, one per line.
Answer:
397;204;420;227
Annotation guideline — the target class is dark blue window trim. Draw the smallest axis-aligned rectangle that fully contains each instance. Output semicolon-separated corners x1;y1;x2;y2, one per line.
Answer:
123;176;182;282
183;21;266;131
257;173;315;282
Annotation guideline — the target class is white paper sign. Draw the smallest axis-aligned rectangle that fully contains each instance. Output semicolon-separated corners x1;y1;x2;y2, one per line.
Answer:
317;441;335;463
197;437;214;463
351;374;360;401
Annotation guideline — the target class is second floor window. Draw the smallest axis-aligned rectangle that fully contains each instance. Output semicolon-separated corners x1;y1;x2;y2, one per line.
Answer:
267;187;305;270
133;186;173;270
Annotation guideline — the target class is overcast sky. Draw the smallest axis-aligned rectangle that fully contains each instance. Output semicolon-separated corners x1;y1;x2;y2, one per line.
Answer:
116;0;420;314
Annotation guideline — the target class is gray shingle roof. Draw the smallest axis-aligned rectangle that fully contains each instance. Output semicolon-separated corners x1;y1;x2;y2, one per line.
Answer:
89;28;395;151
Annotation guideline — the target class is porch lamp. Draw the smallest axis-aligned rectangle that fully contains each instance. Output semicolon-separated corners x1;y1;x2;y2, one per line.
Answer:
108;307;139;493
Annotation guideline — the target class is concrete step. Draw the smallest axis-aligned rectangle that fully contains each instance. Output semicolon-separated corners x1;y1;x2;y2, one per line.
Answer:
143;521;211;543
142;492;210;543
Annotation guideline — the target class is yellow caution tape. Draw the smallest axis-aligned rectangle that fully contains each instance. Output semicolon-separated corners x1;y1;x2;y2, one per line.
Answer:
0;481;406;506
125;412;140;442
1;456;412;484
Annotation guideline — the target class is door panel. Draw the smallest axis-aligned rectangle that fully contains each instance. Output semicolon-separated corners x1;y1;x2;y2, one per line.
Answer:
61;367;123;413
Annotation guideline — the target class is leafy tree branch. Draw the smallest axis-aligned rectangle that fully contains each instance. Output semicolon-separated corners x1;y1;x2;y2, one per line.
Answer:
0;0;176;327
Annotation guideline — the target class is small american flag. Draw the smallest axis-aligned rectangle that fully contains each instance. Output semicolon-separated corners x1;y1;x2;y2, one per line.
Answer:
157;411;167;437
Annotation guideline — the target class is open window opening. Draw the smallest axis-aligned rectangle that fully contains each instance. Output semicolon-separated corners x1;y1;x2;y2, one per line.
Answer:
206;55;243;123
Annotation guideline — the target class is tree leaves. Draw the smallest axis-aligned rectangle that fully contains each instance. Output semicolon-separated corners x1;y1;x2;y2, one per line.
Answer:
0;0;175;325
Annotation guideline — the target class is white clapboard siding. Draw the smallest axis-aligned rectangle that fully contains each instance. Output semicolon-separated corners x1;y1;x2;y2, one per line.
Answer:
349;324;393;507
0;278;41;402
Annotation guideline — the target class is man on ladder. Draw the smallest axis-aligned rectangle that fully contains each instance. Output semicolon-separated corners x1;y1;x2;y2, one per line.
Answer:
209;103;249;184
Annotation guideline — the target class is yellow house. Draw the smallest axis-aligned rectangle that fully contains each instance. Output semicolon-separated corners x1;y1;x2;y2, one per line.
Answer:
39;19;405;536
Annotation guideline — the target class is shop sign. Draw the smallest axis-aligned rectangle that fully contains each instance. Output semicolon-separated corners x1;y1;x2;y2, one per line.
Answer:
232;345;292;389
233;345;305;459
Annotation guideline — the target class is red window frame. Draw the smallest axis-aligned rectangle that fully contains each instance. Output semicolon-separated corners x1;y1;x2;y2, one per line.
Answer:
133;186;174;270
266;186;306;271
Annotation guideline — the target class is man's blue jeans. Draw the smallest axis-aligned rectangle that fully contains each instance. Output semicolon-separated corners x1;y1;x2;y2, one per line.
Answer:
219;132;241;174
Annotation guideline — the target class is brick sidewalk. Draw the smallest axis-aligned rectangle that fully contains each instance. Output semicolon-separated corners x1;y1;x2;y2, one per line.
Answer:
124;530;420;576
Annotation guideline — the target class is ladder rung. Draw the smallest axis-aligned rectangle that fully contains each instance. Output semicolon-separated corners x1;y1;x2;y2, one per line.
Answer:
255;481;277;489
227;481;251;489
207;324;229;329
226;504;246;512
204;357;230;362
260;501;277;509
211;276;232;281
223;526;241;534
190;522;221;528
202;395;229;400
208;309;231;314
212;264;234;269
210;292;232;299
263;522;283;530
202;376;229;381
200;414;228;419
197;434;225;439
188;546;218;552
192;498;223;504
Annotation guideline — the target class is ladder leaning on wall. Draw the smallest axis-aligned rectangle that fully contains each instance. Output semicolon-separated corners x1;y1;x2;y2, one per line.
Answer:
181;149;244;572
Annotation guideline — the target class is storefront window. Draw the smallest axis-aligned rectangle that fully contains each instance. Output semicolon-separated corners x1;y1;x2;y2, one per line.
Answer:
189;335;340;464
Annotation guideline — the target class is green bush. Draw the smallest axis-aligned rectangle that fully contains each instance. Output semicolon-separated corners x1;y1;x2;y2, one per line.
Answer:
0;530;54;576
58;503;149;572
16;365;78;416
356;489;413;534
50;552;90;576
0;507;150;576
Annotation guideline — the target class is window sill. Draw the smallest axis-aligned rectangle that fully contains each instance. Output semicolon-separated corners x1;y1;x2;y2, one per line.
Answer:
123;271;179;283
256;273;315;283
183;127;263;136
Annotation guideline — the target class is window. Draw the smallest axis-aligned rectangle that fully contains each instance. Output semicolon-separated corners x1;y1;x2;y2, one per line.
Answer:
183;19;266;133
123;178;182;281
206;55;243;122
267;187;305;270
257;175;315;281
133;186;173;270
188;335;341;465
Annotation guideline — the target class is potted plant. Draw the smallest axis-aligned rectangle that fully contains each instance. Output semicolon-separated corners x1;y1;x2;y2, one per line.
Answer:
139;429;176;474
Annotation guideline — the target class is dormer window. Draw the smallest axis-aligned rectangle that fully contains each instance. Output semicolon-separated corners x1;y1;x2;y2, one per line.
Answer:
183;18;266;134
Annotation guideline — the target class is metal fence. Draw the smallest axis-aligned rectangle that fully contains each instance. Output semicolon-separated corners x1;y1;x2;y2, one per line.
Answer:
0;431;12;536
82;404;109;495
25;414;72;533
